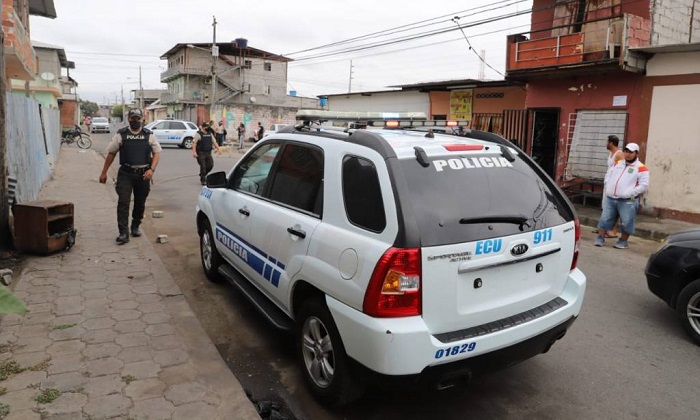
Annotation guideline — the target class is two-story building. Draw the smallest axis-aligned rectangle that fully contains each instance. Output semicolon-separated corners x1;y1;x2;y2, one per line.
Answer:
504;0;700;222
10;41;73;109
159;38;319;132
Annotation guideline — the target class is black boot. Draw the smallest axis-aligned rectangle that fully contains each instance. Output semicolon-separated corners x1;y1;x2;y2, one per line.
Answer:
131;224;142;237
116;233;129;244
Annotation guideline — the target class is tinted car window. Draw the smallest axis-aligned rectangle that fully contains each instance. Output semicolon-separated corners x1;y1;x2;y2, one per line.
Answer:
268;144;323;215
231;143;281;196
168;121;186;130
399;153;571;246
342;156;386;232
152;122;168;130
186;122;198;130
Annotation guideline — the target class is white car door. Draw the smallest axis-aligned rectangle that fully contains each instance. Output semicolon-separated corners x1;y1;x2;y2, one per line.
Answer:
216;143;283;284
248;142;323;309
150;121;169;144
167;121;187;144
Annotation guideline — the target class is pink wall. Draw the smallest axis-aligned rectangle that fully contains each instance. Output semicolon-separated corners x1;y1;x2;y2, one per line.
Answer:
526;72;646;182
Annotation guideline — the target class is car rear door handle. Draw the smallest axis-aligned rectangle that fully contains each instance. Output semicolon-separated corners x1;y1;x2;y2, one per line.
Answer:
287;227;306;239
238;208;250;216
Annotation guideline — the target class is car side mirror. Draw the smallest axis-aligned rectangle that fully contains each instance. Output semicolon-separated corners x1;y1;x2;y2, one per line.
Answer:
206;171;227;188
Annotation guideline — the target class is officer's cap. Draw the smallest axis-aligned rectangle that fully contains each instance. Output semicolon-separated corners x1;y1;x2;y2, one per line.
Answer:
128;109;143;119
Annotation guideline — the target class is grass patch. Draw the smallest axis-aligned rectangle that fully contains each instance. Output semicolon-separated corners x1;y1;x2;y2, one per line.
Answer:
0;402;10;417
0;361;24;381
51;323;77;330
35;388;60;404
121;375;136;384
28;359;51;372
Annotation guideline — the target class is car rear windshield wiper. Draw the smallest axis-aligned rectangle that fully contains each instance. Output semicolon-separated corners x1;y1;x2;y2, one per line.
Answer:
459;215;530;227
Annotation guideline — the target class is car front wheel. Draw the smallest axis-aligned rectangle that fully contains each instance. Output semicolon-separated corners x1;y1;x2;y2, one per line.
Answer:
296;297;364;406
181;137;193;149
677;279;700;345
200;220;223;282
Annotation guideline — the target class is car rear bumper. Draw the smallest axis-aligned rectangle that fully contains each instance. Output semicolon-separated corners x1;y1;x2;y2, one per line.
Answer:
326;268;585;377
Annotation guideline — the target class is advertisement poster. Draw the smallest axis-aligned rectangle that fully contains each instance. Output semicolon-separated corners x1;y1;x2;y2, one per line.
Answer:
449;89;473;121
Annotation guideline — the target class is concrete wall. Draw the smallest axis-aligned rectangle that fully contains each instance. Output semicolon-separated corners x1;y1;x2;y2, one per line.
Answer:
651;0;700;45
646;51;700;75
5;93;61;204
645;84;700;217
326;91;430;114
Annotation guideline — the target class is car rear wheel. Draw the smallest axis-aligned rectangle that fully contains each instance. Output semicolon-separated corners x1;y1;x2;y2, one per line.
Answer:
200;220;223;283
181;137;193;149
296;297;364;406
676;279;700;345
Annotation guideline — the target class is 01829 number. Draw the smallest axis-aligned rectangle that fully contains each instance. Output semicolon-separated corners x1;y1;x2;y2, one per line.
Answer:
434;342;476;359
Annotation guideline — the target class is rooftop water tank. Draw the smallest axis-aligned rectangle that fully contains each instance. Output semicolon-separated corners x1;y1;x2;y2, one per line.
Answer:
289;90;297;97
234;38;248;49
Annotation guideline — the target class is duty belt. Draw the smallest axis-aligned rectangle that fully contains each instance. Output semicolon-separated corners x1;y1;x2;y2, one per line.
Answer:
121;164;148;173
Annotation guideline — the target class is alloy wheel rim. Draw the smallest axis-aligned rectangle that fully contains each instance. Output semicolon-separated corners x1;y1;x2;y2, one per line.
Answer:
202;230;212;271
301;316;335;388
687;291;700;336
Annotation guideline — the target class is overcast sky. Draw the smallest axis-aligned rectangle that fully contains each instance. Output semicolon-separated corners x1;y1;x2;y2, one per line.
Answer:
30;0;533;105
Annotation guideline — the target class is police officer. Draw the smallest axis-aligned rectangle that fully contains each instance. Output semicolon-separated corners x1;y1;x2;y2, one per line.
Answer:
192;121;221;185
99;109;161;244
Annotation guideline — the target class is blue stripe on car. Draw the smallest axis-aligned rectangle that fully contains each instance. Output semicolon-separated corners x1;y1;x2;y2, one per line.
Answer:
215;223;284;288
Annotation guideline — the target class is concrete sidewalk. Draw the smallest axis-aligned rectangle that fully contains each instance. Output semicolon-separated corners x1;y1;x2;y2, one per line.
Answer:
0;148;259;419
574;203;699;242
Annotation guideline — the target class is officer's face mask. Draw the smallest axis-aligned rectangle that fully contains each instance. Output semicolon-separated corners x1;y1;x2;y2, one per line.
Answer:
129;118;142;130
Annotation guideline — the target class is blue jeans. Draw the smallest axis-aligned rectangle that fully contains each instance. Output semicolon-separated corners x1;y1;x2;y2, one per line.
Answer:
598;197;639;234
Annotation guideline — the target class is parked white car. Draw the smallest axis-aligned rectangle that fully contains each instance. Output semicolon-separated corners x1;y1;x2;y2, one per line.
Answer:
146;119;198;148
90;117;110;133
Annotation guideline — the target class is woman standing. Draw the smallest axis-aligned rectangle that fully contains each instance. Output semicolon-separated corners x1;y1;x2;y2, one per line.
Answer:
236;123;246;150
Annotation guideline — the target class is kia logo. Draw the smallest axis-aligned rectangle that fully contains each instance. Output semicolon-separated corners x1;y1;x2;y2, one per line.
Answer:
511;244;529;256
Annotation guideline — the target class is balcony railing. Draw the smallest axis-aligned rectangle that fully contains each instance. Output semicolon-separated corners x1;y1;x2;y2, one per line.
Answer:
160;65;210;82
506;13;650;75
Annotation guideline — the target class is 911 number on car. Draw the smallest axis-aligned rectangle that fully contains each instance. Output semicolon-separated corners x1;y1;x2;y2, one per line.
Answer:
434;342;477;359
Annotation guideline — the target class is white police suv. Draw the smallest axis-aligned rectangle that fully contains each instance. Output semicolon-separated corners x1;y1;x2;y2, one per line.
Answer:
196;111;586;406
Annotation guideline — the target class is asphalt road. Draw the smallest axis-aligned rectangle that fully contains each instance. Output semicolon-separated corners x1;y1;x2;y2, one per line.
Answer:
90;127;700;420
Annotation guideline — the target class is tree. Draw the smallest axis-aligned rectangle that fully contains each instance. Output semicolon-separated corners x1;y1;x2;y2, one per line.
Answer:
79;99;99;117
111;105;123;119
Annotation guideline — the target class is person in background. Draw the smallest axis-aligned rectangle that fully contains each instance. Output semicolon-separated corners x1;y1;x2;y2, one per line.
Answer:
99;109;161;245
257;122;265;141
594;142;649;249
216;120;227;146
601;135;624;238
237;122;246;150
192;121;221;185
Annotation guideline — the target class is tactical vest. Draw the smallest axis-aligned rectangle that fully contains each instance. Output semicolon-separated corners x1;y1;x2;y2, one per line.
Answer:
118;127;151;166
196;130;213;153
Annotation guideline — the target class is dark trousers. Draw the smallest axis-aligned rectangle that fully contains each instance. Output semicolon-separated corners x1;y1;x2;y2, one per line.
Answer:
197;151;214;182
116;166;151;235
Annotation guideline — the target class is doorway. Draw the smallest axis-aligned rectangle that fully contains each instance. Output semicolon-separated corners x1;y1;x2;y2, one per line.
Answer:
529;109;559;179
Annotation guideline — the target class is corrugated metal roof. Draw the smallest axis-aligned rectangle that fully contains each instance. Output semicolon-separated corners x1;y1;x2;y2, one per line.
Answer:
29;0;57;18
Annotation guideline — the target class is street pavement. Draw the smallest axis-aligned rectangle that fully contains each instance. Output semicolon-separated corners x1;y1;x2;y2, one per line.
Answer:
0;147;259;419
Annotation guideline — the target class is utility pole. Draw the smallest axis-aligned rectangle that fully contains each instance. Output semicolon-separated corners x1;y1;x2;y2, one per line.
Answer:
139;66;144;112
0;31;9;249
348;60;354;93
121;85;125;123
211;15;218;118
478;49;486;80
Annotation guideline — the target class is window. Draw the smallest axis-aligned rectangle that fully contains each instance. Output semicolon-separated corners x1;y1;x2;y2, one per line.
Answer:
268;144;324;215
244;60;252;69
264;85;271;95
186;122;198;130
153;122;168;130
168;121;186;130
264;62;272;71
342;156;386;232
231;143;281;196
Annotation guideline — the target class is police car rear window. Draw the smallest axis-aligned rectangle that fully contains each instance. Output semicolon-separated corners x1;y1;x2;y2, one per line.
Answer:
398;153;571;247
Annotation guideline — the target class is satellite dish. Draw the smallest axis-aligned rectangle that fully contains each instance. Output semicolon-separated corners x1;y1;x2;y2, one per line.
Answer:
40;72;55;81
250;96;257;103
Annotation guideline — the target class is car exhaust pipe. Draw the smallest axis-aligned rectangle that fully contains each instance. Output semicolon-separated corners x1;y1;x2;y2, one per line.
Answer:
435;372;472;391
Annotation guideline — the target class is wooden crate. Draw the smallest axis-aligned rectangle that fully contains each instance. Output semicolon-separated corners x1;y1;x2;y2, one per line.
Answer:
13;200;74;255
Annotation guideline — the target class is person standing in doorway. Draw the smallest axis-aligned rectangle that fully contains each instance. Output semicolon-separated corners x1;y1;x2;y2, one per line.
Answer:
594;142;649;249
257;122;265;141
192;121;221;185
99;109;161;244
237;122;246;150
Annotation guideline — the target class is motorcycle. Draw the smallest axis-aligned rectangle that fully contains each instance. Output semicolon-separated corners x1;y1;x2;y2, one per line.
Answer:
61;124;92;149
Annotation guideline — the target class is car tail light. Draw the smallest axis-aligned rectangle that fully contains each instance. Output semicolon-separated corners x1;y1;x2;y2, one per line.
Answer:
363;247;421;317
571;219;581;271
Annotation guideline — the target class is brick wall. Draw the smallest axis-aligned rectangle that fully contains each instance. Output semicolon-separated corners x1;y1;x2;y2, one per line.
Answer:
651;0;700;45
60;100;78;128
2;0;37;78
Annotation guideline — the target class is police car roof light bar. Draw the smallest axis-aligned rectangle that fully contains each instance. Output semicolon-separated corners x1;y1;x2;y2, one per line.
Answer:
296;109;427;122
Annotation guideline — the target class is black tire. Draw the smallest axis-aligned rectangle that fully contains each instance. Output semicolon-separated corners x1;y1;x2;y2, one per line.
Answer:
676;279;700;345
181;137;193;149
296;297;364;406
77;134;92;149
200;220;223;282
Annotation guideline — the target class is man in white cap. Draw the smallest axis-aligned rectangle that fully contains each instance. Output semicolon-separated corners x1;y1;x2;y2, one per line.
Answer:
594;142;649;249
